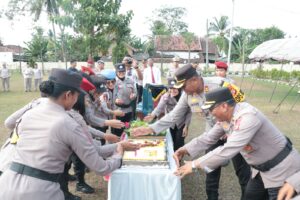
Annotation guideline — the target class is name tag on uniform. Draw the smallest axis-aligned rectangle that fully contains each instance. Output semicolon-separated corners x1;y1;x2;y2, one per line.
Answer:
189;97;202;113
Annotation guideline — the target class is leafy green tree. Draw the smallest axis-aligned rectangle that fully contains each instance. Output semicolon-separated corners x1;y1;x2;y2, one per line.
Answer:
251;26;285;47
181;32;196;63
68;0;133;59
151;6;188;35
112;42;127;64
24;27;48;72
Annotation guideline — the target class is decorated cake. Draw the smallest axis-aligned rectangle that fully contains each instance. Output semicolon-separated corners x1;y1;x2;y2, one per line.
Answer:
122;137;168;167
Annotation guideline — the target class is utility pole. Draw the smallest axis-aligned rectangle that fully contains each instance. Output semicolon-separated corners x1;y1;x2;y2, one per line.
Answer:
227;0;235;67
205;19;209;75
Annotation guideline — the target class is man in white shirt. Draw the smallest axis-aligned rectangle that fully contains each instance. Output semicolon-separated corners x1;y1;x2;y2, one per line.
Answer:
94;60;105;75
166;56;180;79
0;63;10;92
142;58;161;87
22;63;34;92
33;63;43;91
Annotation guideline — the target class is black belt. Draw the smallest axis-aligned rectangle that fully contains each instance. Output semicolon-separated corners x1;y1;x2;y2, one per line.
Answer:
251;138;292;172
116;103;131;108
10;162;61;182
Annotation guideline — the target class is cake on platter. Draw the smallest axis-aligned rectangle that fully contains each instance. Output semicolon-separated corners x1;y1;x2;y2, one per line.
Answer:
122;137;169;167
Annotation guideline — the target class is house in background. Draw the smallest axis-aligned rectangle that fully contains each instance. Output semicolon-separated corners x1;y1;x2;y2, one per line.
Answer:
154;35;219;63
0;45;25;63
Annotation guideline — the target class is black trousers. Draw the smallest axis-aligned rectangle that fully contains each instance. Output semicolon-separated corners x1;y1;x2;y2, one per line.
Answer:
205;140;251;200
137;85;143;103
244;173;281;200
111;112;132;137
93;126;108;145
170;125;185;151
59;153;86;194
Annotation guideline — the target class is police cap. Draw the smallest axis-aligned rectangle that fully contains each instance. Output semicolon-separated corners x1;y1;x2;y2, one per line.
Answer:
174;64;198;88
202;87;234;110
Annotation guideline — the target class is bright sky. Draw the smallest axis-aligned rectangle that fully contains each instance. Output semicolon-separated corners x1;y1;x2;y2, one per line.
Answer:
1;0;300;46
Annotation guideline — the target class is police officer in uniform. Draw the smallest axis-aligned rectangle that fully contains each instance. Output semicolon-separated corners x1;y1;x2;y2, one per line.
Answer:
175;87;300;200
215;61;235;84
132;64;250;200
0;69;130;200
144;78;191;151
112;63;137;136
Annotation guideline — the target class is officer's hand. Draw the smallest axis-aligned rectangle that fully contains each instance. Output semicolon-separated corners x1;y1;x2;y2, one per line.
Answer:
105;119;125;129
116;143;124;156
143;114;155;123
113;110;125;117
131;127;154;137
120;141;141;151
174;161;193;179
115;98;124;105
277;182;295;200
173;147;189;168
129;93;136;100
104;133;120;143
182;125;189;137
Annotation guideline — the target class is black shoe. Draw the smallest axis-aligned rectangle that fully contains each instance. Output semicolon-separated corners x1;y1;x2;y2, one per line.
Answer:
76;182;95;194
68;174;77;181
64;191;81;200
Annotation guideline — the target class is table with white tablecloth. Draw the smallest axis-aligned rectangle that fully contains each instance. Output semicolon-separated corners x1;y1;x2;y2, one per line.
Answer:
108;132;181;200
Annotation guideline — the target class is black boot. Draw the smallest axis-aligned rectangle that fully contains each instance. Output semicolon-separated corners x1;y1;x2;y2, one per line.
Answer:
76;181;95;194
64;191;81;200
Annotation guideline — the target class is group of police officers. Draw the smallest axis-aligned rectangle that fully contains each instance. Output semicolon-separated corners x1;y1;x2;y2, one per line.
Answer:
0;56;300;200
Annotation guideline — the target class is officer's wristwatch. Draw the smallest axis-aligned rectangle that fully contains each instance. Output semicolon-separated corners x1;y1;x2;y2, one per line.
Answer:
191;161;198;173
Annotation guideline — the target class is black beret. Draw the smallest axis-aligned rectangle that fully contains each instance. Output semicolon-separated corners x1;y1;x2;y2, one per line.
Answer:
90;75;107;93
115;63;126;72
202;87;234;110
49;68;83;92
174;64;198;88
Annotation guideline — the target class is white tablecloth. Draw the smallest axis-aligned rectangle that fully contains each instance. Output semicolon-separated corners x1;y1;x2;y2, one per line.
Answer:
108;131;181;200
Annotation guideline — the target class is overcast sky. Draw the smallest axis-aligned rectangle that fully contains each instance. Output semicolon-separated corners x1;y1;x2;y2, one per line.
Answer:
1;0;300;46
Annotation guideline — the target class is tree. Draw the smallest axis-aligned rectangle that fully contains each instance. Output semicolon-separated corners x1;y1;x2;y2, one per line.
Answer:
24;27;48;73
250;26;285;48
6;0;60;61
209;16;231;56
68;0;133;58
151;6;188;35
230;26;285;63
181;32;196;63
112;42;127;64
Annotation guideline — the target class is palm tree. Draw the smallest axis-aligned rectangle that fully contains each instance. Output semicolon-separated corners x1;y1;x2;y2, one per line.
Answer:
209;16;231;57
6;0;60;62
29;0;60;62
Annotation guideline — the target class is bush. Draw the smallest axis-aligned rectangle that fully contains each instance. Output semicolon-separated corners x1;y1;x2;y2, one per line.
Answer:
250;69;300;82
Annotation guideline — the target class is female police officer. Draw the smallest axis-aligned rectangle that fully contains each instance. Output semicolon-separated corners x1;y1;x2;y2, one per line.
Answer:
0;69;128;200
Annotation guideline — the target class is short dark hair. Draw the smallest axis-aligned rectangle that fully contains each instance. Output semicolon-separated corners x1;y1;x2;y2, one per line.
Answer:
70;60;77;64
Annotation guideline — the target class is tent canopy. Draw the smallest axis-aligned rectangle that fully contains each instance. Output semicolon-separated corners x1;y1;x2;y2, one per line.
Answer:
249;38;300;62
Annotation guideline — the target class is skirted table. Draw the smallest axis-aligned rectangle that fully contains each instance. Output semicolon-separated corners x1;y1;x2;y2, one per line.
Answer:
108;132;181;200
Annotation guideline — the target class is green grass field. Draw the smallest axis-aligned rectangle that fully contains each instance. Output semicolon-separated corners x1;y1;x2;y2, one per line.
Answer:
0;73;300;200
